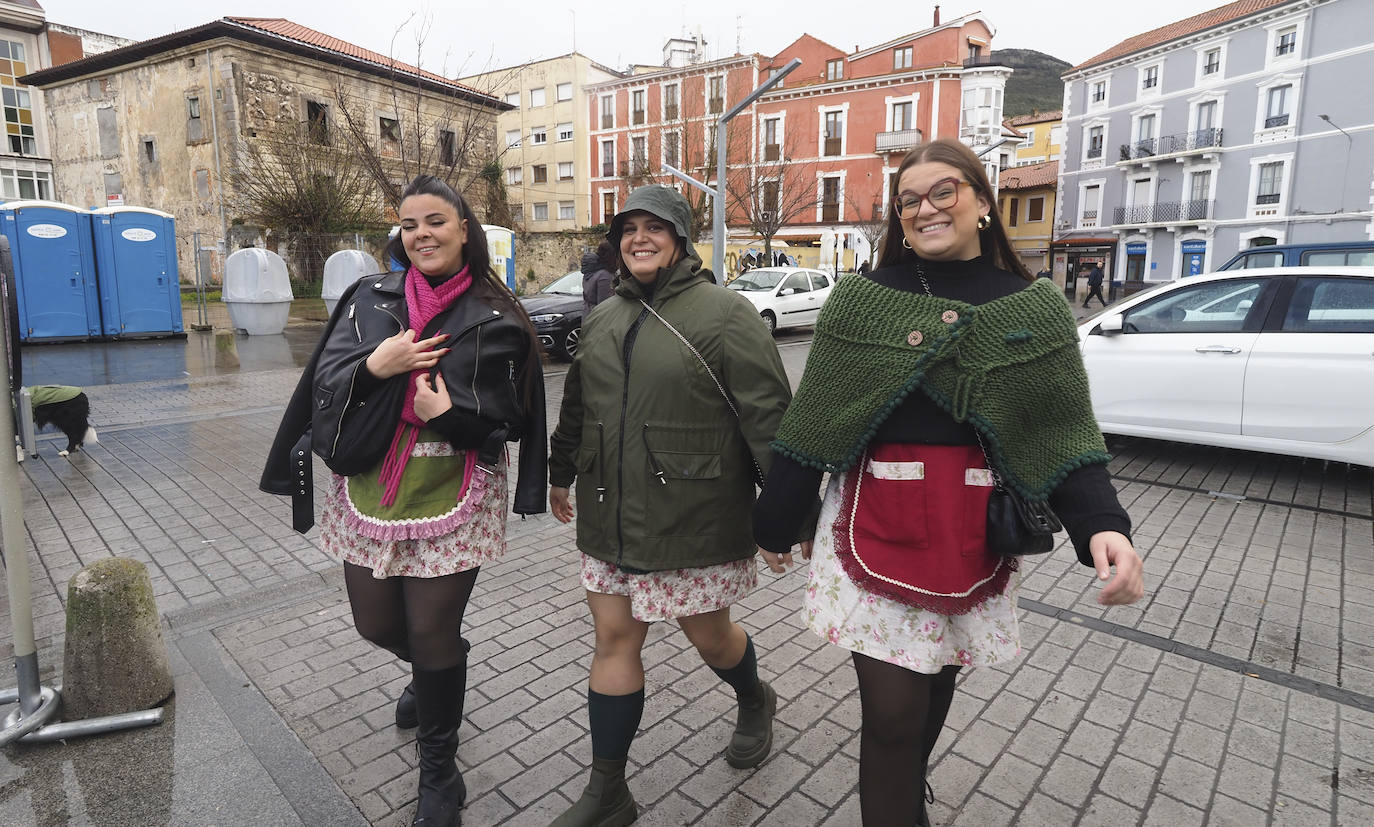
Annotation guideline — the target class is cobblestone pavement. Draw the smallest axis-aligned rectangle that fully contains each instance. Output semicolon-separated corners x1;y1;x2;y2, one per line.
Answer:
2;329;1372;826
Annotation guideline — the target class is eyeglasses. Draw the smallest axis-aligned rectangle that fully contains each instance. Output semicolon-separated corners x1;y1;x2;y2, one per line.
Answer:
893;178;969;218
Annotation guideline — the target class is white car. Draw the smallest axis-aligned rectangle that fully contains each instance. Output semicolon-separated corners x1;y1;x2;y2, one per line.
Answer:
1077;266;1374;466
726;266;835;332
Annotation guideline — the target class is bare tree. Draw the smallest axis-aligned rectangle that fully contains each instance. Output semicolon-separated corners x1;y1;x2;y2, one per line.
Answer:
727;133;819;262
331;15;520;214
228;114;387;283
846;191;890;270
623;96;749;240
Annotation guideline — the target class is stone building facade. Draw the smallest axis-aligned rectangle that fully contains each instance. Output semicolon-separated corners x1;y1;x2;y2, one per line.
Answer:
22;16;506;282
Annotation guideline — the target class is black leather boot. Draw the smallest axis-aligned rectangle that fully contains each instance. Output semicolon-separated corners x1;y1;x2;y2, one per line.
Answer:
397;637;469;729
550;756;637;827
411;658;467;827
724;680;776;768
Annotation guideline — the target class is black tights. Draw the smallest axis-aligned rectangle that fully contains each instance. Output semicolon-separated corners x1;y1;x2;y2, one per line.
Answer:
343;563;478;671
852;653;962;827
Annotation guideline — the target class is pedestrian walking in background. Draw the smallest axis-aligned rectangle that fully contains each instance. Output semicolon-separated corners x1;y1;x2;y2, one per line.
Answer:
547;185;798;827
753;139;1144;827
1083;262;1108;307
582;240;617;315
1036;265;1052;279
262;175;547;827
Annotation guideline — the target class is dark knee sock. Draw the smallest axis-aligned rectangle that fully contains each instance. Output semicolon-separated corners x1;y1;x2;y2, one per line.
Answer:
588;688;645;761
709;636;762;702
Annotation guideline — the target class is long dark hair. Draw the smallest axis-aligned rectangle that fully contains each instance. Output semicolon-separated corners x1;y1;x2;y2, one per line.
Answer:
389;174;542;406
877;139;1032;281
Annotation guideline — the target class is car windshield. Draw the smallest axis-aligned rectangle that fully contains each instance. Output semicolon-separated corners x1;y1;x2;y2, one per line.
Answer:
728;269;786;291
543;271;582;294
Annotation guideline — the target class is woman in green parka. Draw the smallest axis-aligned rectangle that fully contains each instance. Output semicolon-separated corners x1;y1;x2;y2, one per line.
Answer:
547;185;796;826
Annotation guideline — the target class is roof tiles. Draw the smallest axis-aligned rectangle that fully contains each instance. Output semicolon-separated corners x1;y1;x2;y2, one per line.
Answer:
1070;0;1293;72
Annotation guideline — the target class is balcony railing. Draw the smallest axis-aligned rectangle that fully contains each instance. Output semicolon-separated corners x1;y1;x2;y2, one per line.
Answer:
664;104;678;120
875;127;923;153
601;162;613;177
823;137;842;156
1264;114;1290;128
632;110;645;125
821;203;839;222
763;143;780;161
601;114;613;129
620;159;651;177
962;54;1008;68
1256;193;1281;205
708;97;724;114
1118;128;1224;161
1086;146;1103;159
1112;200;1214;225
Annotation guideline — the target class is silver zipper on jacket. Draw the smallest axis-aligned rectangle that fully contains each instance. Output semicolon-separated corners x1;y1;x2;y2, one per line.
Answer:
471;325;482;417
331;300;404;460
349;302;361;342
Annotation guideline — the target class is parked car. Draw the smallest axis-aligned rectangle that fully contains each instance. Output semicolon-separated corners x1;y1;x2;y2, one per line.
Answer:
519;270;583;361
726;266;835;332
1077;266;1374;466
1217;241;1374;271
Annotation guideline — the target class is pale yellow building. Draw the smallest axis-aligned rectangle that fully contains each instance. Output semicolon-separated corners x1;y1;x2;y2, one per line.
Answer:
998;159;1058;275
1004;110;1062;166
462;53;622;230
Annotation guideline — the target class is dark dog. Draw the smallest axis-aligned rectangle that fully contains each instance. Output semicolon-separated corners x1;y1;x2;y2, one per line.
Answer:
30;385;98;457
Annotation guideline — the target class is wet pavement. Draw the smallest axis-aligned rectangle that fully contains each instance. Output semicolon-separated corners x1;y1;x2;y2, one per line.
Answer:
1;320;1372;826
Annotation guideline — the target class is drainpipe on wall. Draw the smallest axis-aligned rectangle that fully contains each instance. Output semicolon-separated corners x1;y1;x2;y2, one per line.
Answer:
205;48;228;262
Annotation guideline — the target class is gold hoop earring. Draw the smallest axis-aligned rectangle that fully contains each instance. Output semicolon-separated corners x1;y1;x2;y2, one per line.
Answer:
978;214;991;230
901;236;912;250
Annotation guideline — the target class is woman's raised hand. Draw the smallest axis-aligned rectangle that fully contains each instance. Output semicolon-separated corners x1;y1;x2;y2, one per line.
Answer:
413;372;452;422
365;329;450;379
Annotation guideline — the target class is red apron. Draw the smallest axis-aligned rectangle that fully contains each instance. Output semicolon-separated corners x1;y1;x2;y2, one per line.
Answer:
833;443;1014;614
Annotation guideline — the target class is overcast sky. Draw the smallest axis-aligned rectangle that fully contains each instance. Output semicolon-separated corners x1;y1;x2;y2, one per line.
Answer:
42;1;1220;76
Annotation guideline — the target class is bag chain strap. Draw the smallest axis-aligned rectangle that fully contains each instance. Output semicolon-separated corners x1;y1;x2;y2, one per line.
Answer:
639;300;767;487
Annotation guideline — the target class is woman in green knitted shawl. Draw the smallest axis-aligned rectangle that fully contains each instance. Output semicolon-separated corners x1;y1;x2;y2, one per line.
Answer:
753;140;1144;826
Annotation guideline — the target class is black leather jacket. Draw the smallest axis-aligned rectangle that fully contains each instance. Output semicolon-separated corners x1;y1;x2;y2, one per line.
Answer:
261;271;547;522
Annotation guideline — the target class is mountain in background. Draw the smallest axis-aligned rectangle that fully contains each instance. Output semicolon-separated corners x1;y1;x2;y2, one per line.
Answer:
998;49;1072;118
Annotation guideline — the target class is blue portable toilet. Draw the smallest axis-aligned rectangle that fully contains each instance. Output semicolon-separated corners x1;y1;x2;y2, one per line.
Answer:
0;200;101;341
482;225;515;290
91;206;184;338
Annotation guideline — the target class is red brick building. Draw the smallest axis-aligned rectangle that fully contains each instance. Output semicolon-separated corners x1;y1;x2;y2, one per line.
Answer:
586;12;1010;266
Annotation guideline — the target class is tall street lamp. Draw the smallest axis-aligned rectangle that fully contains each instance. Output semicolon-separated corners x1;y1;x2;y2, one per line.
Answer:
1319;114;1354;213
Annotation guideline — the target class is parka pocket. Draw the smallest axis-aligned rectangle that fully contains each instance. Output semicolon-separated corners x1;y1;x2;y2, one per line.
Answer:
642;422;726;538
573;424;606;543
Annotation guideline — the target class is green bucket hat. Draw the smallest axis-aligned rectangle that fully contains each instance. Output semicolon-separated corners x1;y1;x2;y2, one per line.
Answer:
607;185;697;257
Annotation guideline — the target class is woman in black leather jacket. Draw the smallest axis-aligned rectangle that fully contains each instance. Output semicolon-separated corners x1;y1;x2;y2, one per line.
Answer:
261;175;545;827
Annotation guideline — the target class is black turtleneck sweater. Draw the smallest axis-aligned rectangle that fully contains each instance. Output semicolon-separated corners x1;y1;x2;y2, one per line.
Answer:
752;255;1131;566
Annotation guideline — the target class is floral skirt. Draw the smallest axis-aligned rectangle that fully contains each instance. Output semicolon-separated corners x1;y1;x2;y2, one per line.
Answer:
581;553;758;622
805;471;1021;674
319;455;509;579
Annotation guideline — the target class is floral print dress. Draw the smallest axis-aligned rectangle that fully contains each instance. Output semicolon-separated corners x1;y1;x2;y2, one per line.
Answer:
805;472;1021;674
319;454;509;579
581;554;758;623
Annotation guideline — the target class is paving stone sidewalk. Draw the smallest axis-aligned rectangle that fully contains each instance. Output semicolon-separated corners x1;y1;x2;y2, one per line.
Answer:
2;331;1371;825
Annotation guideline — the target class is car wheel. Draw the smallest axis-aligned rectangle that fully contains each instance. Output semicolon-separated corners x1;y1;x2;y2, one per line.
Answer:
761;311;777;333
559;327;581;361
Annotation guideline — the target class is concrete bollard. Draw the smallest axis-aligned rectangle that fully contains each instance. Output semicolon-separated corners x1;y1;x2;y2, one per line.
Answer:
214;329;240;369
61;558;174;721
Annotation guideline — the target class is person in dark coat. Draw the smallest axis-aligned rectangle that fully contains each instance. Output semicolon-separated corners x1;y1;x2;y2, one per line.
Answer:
1083;263;1107;308
581;240;616;314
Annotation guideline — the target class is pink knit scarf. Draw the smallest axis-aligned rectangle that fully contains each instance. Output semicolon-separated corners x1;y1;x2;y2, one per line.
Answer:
375;263;472;506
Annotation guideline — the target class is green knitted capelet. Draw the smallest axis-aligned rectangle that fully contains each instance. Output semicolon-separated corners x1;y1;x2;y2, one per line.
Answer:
772;276;1110;502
